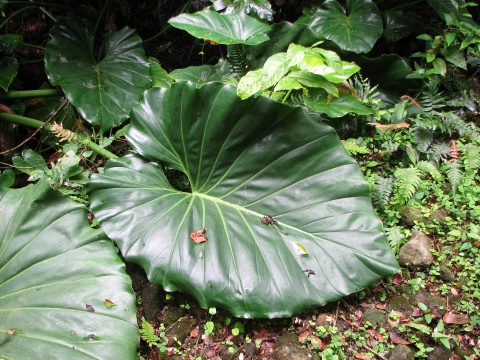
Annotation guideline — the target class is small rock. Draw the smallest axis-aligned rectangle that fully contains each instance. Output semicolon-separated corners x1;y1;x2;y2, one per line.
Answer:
158;306;187;326
398;206;448;226
315;313;334;327
166;316;196;347
363;308;387;327
273;333;320;360
427;346;451;360
389;344;415;360
387;295;415;316
439;266;455;282
398;206;425;226
398;230;433;269
415;289;446;318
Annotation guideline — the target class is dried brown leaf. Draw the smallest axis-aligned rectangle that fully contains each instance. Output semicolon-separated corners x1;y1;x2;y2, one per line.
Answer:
389;331;411;345
443;312;470;324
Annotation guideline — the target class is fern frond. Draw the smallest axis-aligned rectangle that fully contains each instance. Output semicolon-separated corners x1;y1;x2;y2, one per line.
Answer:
139;318;161;348
393;167;423;205
385;226;406;255
413;127;433;153
381;139;399;154
442;161;462;194
419;91;446;112
342;138;370;155
227;44;249;77
417;160;443;180
459;142;480;174
426;141;451;163
371;176;394;207
50;122;78;142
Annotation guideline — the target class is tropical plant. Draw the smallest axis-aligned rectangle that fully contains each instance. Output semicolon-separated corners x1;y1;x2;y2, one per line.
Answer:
0;180;138;359
86;81;398;318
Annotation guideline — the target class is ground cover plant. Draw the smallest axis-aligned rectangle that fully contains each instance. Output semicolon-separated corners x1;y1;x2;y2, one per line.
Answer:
0;0;479;359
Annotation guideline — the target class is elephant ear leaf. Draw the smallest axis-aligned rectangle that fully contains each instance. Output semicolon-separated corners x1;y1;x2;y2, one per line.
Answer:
45;14;152;131
300;0;382;53
168;10;270;45
87;82;398;318
0;180;138;359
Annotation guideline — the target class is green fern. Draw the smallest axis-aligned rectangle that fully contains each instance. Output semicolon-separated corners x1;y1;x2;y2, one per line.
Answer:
459;142;480;174
442;161;463;195
418;91;446;112
342;138;370;155
371;176;394;207
416;160;443;180
393;167;423;205
227;44;249;77
139;318;162;348
385;226;406;255
426;141;451;163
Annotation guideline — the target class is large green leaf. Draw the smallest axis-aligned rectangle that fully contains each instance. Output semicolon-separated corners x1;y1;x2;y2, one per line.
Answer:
0;180;138;359
87;82;398;318
426;0;477;26
299;0;383;53
213;0;274;22
0;34;23;91
168;10;270;45
45;15;152;131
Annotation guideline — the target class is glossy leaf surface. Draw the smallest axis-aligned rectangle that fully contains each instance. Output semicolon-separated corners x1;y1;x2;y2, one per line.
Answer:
0;181;138;359
300;0;382;53
88;82;398;318
45;15;151;130
170;65;223;85
168;10;270;45
0;35;23;91
213;0;273;21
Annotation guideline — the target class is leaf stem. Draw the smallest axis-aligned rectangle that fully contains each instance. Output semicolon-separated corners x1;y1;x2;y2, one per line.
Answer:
282;89;292;104
0;113;119;159
93;0;112;38
22;43;45;51
0;89;63;99
143;0;193;44
0;6;37;31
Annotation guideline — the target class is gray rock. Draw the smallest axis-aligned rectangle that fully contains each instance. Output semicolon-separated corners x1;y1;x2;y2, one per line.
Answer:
427;346;451;360
387;295;415;316
389;344;415;360
363;308;387;327
398;230;433;269
273;333;320;360
439;266;455;282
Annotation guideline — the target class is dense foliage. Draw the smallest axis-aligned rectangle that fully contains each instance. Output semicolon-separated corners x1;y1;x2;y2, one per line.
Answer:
0;0;479;358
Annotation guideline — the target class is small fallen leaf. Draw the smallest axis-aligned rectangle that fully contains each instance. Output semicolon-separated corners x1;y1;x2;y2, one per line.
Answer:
412;307;422;317
190;228;208;243
375;303;387;310
450;287;459;295
6;329;15;335
292;241;308;255
310;336;324;348
104;299;117;307
443;312;470;325
367;122;410;133
354;353;373;359
190;326;200;338
298;330;312;343
85;304;95;312
389;331;411;345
